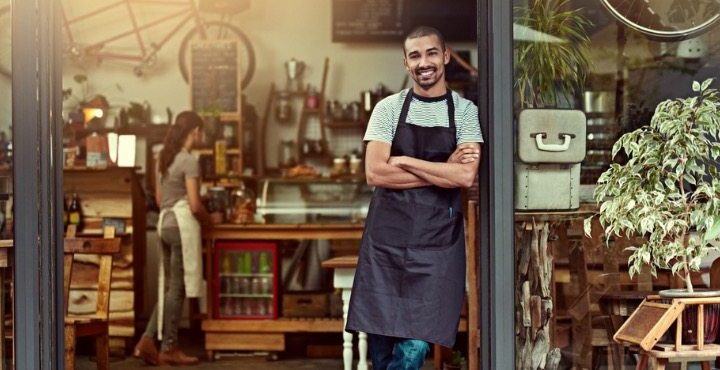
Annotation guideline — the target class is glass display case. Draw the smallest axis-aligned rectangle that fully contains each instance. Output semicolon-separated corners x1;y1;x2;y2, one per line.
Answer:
255;176;372;224
213;242;279;320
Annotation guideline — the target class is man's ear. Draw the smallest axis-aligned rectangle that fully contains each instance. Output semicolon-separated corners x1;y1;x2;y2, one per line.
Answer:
403;57;410;72
443;49;451;65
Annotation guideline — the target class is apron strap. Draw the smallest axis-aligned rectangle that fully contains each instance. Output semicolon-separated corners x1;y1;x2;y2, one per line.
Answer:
398;88;414;124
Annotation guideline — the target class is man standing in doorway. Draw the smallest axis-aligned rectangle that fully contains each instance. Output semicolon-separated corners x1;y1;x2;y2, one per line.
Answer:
346;26;483;370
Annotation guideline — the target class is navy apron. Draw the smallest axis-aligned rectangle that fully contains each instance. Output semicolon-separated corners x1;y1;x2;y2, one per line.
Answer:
346;89;465;347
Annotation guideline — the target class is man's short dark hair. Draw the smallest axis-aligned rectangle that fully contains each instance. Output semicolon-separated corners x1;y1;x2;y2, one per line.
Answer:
403;26;446;53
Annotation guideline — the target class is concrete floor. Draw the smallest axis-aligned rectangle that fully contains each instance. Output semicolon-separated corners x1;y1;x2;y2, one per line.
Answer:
76;356;437;369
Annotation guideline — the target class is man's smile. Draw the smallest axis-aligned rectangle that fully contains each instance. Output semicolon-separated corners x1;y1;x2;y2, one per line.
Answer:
417;67;436;79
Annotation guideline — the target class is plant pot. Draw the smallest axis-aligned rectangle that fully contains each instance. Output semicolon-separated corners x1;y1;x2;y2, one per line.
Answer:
443;363;461;370
659;289;720;344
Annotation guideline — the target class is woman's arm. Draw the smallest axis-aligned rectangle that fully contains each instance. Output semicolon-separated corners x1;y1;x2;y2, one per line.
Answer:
155;172;162;207
185;176;210;223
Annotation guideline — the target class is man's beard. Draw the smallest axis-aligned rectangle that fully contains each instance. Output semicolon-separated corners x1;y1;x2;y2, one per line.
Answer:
413;66;443;89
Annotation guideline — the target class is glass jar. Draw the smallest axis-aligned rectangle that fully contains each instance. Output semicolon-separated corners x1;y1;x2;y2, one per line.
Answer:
230;182;256;224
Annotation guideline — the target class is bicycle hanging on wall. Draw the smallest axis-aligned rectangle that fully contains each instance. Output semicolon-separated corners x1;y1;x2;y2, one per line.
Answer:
0;0;256;88
600;0;720;41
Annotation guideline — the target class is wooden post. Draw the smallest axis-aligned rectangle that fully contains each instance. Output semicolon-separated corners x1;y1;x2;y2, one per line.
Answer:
698;304;704;351
515;221;558;370
568;226;592;370
675;315;682;350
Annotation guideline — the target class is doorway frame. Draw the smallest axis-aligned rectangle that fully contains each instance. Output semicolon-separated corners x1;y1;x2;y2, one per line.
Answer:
12;0;65;368
477;0;515;368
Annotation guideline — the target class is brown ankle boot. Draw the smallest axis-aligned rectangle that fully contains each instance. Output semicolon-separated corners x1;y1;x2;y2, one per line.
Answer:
133;335;159;365
158;347;200;366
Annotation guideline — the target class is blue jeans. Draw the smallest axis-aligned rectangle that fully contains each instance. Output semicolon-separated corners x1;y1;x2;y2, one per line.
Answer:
367;334;429;370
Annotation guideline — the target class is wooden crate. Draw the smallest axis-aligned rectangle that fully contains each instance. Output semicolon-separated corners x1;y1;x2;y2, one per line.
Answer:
282;292;328;317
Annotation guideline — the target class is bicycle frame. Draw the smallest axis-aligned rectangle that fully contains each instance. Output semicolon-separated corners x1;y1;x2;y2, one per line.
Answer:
61;0;205;63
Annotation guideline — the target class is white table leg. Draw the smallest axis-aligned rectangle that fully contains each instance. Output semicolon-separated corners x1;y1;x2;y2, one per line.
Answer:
357;331;368;370
342;289;353;370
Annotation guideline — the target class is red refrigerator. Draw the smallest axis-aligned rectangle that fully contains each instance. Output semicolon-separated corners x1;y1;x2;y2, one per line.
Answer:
212;242;279;319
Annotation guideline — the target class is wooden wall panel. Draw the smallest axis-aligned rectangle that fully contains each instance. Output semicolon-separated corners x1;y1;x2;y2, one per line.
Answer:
64;168;146;348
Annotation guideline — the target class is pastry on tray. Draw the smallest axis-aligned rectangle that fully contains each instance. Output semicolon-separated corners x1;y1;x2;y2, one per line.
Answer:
286;164;319;178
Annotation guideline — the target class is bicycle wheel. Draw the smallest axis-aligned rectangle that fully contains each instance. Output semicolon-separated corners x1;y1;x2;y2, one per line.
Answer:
0;5;11;80
179;21;255;89
600;0;720;42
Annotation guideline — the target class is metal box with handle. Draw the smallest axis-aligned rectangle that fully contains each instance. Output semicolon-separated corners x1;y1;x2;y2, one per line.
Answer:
515;109;586;211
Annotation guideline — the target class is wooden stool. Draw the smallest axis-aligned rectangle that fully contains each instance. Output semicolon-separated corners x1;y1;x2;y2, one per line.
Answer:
63;226;121;370
615;295;720;370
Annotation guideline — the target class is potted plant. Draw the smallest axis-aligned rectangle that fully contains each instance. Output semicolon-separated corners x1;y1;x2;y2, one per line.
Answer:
443;350;465;370
514;0;591;109
584;78;720;343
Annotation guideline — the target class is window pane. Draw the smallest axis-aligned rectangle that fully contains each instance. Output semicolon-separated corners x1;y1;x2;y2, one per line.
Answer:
514;0;720;368
0;0;12;368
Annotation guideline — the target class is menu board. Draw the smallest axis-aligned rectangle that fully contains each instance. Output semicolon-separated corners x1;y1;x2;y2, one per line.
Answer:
190;40;240;115
332;0;476;42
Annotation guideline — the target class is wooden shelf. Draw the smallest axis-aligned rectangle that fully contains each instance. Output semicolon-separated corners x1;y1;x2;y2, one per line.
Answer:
585;112;616;119
63;123;169;140
192;148;240;156
63;166;141;172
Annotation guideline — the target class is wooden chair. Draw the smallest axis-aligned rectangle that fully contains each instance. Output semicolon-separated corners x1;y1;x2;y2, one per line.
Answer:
63;227;121;370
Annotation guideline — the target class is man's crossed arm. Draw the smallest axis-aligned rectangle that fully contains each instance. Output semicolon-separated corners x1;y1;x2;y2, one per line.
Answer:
365;141;481;189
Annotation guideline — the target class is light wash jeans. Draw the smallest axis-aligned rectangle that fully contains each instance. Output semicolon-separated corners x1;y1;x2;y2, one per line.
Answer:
367;333;430;370
143;228;185;351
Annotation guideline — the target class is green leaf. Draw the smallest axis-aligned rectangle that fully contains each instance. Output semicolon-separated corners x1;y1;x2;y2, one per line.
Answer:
583;217;593;237
702;78;713;91
705;218;720;241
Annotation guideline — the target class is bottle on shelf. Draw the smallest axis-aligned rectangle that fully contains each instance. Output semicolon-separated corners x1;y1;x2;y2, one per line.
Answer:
214;139;227;176
259;252;270;273
241;251;252;274
62;195;69;231
67;193;83;232
222;253;232;274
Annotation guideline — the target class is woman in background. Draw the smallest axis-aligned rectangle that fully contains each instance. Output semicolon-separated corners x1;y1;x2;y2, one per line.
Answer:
133;111;209;366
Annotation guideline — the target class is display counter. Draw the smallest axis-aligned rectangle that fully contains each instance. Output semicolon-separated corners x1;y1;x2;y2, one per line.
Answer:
207;223;364;240
201;222;364;359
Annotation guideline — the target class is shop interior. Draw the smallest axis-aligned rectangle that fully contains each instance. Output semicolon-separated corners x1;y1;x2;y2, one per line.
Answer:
3;0;720;369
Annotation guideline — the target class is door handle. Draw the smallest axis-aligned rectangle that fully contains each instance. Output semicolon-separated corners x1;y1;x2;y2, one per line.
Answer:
535;134;571;152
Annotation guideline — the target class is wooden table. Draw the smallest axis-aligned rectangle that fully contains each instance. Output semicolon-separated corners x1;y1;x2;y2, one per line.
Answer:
321;256;368;370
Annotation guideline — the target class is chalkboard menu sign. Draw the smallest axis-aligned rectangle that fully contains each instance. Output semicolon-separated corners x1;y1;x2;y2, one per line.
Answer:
332;0;476;43
190;40;240;115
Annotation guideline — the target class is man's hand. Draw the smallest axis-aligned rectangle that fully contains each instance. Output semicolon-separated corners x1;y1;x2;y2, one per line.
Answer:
447;144;480;164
